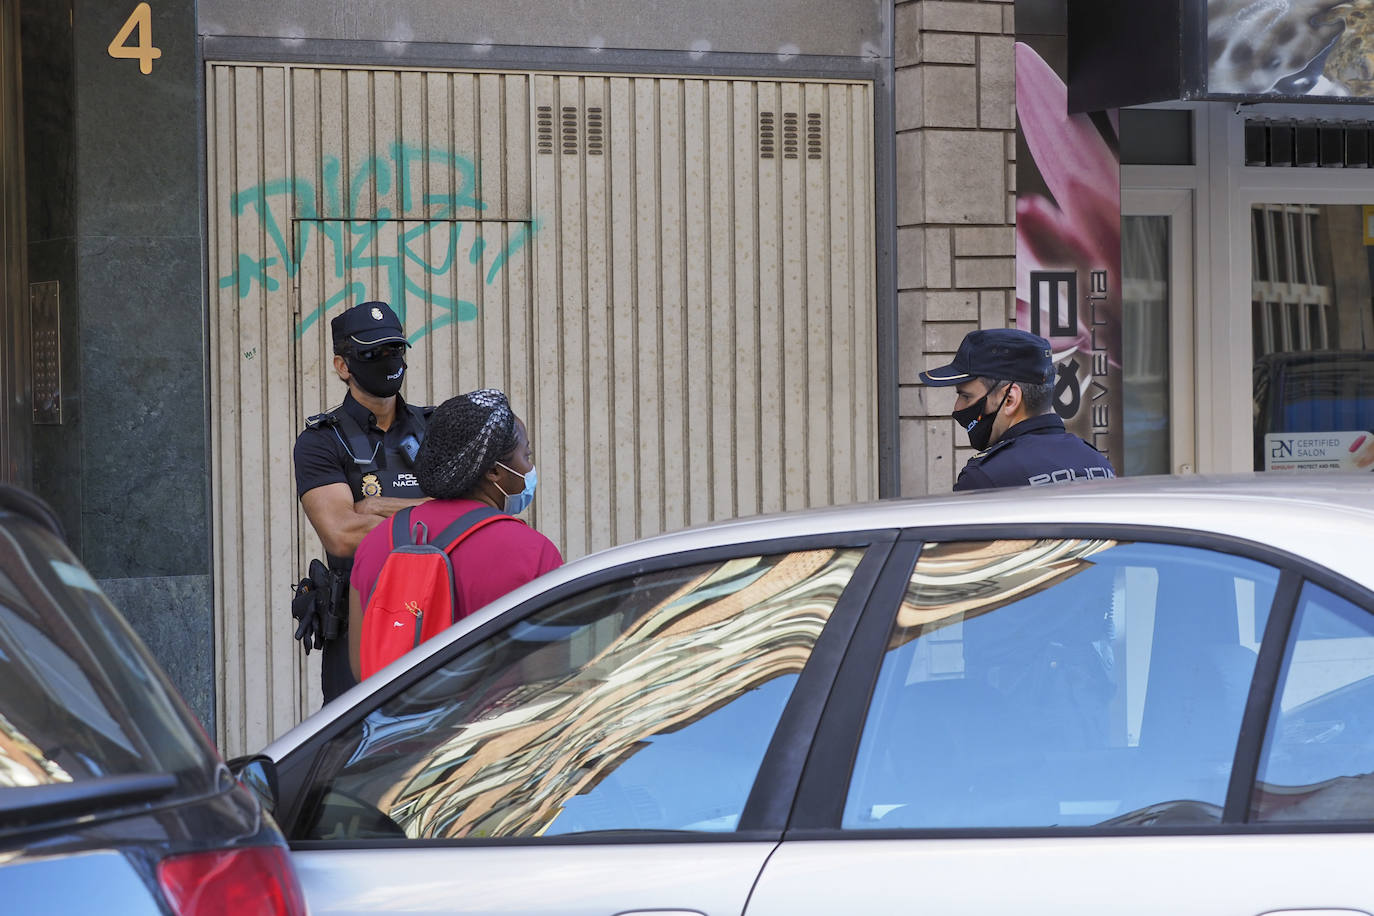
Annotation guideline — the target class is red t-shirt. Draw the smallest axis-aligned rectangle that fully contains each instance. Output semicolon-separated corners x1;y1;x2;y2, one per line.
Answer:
351;499;563;622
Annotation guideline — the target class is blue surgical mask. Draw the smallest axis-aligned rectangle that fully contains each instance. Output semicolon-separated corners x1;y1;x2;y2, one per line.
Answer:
494;462;537;514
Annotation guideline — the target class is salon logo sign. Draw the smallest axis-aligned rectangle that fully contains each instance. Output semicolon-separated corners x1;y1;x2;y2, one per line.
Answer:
1266;431;1374;472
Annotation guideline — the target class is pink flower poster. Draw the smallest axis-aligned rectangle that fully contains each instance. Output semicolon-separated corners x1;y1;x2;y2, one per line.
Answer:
1015;40;1124;467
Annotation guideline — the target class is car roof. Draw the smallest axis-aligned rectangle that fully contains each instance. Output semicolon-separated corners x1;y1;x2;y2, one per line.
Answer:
561;472;1373;581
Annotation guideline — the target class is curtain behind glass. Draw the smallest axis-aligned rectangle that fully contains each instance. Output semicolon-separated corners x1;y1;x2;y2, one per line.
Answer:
1122;216;1171;476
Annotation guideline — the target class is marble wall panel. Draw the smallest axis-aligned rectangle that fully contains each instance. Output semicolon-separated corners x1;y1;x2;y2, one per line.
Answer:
78;234;208;579
98;574;215;737
73;0;199;239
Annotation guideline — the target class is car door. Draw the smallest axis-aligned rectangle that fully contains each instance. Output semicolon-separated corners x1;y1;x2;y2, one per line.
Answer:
268;531;895;916
748;529;1374;915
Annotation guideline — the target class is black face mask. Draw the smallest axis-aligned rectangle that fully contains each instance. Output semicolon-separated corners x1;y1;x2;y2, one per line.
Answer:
951;384;1010;451
347;354;407;398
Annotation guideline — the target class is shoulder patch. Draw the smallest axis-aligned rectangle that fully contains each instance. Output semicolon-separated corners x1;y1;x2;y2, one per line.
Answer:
970;437;1016;462
304;412;339;430
403;403;435;430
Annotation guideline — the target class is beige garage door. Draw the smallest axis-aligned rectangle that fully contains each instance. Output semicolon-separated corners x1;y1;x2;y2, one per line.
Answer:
208;62;876;756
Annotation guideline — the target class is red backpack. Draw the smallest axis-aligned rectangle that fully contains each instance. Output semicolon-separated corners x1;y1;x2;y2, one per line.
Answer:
359;505;512;679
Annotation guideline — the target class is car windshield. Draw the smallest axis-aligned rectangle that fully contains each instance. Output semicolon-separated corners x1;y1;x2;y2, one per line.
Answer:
0;512;218;829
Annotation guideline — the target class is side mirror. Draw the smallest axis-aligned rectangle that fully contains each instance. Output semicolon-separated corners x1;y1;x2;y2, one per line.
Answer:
228;754;280;816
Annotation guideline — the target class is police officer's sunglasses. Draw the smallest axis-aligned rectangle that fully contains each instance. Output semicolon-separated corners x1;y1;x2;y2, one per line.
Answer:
351;343;408;362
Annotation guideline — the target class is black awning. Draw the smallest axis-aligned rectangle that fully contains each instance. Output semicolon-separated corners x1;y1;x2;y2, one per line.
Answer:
1065;0;1374;110
1065;0;1195;113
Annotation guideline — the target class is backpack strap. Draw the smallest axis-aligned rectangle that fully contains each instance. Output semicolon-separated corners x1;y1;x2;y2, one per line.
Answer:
389;505;511;553
430;506;515;555
437;507;512;626
388;506;417;550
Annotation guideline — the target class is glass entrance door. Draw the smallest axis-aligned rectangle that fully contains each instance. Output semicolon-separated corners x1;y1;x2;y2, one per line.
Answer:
1121;190;1196;476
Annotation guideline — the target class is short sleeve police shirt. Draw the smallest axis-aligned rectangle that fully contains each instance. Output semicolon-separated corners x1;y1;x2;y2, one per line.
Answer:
293;392;431;500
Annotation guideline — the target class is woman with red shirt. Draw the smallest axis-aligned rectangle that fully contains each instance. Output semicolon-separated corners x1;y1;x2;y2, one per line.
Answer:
346;389;562;681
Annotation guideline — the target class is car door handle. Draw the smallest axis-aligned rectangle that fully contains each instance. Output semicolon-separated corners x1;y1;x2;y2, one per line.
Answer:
1259;910;1373;915
613;911;706;916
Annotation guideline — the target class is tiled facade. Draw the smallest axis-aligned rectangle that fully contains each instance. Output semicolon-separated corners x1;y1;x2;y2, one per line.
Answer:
894;0;1017;494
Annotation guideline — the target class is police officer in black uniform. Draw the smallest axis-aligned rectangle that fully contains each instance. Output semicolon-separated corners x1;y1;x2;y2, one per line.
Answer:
921;328;1116;491
292;301;432;702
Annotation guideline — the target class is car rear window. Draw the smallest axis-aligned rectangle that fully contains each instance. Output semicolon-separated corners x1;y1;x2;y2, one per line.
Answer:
1254;352;1374;471
0;512;219;825
1273;356;1374;432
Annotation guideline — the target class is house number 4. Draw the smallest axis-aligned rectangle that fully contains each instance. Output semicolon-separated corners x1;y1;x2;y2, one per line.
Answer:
107;3;162;75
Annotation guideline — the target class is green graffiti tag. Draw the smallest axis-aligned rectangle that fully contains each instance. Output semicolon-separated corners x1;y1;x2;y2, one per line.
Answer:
217;143;534;342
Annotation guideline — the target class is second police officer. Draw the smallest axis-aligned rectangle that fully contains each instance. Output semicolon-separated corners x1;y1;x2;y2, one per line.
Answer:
920;328;1116;490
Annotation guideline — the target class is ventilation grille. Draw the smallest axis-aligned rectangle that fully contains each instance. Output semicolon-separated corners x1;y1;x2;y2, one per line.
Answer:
539;105;829;161
783;112;799;159
561;106;579;155
760;111;776;159
760;111;823;161
537;105;555;155
1245;120;1371;168
586;107;604;156
537;105;606;156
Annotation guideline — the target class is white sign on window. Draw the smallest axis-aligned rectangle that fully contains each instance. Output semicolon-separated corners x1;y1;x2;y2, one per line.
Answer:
1265;431;1374;472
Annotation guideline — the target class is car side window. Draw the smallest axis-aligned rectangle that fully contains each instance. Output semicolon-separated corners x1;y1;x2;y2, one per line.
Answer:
295;546;866;841
843;538;1279;829
1252;583;1374;821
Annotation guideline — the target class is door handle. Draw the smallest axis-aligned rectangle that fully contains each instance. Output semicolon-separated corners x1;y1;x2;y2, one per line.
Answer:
1259;910;1372;915
614;911;706;916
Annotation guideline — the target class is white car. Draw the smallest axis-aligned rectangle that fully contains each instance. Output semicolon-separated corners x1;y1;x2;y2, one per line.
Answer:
244;474;1374;915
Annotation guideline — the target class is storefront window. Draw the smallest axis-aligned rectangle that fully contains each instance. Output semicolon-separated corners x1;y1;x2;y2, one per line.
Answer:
1251;204;1374;473
1122;216;1171;476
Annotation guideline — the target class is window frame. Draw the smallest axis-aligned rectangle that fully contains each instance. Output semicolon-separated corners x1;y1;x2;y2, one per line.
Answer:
1248;578;1374;824
786;521;1374;840
273;528;901;849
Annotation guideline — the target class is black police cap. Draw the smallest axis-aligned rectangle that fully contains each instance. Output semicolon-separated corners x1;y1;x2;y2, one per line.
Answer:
331;301;407;347
920;328;1054;387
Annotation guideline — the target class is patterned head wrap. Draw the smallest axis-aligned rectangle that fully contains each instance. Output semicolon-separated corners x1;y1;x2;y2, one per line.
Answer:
414;388;519;499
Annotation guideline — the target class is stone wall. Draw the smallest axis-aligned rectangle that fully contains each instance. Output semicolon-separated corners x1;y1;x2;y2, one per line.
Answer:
21;0;214;732
894;0;1017;494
